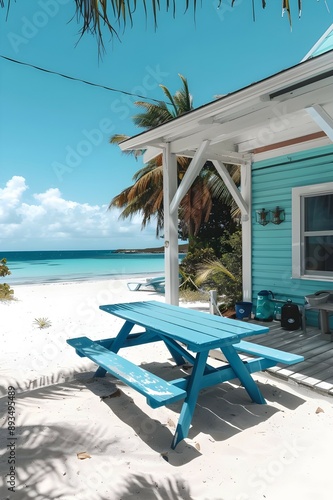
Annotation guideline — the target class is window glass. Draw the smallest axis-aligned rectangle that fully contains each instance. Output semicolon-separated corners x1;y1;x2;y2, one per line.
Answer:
304;235;333;273
305;194;333;231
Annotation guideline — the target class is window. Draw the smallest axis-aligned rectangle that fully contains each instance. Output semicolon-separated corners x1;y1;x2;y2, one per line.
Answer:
292;182;333;280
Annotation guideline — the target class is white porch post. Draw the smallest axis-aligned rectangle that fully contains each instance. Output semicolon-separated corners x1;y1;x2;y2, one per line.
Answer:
163;143;179;305
241;161;252;301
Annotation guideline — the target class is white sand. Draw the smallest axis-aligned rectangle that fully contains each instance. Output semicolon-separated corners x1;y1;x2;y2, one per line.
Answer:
1;279;333;500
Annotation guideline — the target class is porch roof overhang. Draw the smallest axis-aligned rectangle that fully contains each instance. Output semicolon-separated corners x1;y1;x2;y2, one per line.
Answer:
119;50;333;306
120;50;333;162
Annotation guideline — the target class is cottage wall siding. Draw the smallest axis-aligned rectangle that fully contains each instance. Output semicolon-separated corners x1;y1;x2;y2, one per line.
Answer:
252;144;333;325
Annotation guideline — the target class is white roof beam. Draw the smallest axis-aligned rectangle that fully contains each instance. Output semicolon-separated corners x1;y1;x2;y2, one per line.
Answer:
178;149;248;165
212;160;249;217
169;127;226;154
119;138;165;152
305;104;333;141
170;140;210;215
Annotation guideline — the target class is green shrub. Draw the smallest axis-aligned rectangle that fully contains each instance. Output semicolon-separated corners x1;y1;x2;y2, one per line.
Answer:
194;230;243;311
0;258;14;300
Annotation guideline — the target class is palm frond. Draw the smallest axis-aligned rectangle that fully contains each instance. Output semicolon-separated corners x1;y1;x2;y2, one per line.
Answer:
206;165;241;219
195;259;236;286
173;74;193;115
223;0;301;25
0;1;310;53
109;133;129;144
131;159;163;181
282;0;292;25
129;166;163;195
132;101;174;129
109;133;144;158
159;84;178;116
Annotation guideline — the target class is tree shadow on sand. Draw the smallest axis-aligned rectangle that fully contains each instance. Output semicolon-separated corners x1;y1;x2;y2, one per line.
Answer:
0;376;199;500
116;474;194;500
0;379;117;499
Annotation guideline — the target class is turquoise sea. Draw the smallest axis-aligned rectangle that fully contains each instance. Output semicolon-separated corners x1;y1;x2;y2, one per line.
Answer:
2;250;180;285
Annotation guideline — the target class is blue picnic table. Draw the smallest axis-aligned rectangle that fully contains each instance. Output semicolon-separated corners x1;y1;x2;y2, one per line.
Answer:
67;300;304;449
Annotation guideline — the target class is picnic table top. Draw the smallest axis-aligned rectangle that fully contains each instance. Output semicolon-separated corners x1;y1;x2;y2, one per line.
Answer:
99;300;269;352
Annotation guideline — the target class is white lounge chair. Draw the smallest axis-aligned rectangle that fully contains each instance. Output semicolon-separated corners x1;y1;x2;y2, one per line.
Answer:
127;276;165;293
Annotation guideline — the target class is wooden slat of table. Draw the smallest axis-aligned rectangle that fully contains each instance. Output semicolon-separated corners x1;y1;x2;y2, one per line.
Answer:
147;301;269;335
100;301;268;352
100;304;238;351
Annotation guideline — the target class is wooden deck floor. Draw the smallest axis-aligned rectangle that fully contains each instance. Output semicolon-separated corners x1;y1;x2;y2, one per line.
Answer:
245;320;333;397
187;302;333;397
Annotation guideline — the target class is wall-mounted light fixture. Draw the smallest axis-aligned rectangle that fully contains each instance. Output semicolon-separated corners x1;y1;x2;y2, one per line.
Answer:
256;208;270;226
271;206;285;225
256;206;285;225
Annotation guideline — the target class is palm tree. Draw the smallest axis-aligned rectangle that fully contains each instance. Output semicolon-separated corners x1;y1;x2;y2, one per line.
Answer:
0;1;311;51
109;150;164;236
109;75;237;240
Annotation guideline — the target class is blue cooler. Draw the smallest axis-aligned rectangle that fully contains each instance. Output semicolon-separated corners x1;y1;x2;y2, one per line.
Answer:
254;290;274;321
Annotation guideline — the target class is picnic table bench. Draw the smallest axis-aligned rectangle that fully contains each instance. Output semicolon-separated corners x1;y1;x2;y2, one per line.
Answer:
67;300;304;449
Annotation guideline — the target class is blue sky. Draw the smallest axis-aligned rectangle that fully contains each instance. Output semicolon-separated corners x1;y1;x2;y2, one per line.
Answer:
0;1;332;251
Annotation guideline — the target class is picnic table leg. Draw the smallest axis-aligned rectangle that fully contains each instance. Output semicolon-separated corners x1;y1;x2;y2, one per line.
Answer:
94;321;134;377
159;335;190;366
164;343;187;366
171;350;208;449
221;345;266;404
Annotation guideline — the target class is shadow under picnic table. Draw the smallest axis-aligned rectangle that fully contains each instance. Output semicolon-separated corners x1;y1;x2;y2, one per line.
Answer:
81;359;306;464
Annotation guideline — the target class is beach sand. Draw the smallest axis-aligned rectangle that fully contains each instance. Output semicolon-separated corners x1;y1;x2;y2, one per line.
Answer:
1;279;333;500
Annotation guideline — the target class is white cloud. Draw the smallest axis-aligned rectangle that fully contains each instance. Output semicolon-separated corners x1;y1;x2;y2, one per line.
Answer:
0;176;159;250
0;176;28;222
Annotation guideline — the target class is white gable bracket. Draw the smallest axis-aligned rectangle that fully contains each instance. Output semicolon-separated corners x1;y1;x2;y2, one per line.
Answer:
305;105;333;141
143;146;163;163
212;160;249;218
170;139;211;214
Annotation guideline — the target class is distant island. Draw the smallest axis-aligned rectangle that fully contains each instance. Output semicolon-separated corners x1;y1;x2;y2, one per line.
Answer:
115;243;188;254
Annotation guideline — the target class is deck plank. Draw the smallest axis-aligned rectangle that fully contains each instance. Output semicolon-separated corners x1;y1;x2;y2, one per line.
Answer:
239;319;333;397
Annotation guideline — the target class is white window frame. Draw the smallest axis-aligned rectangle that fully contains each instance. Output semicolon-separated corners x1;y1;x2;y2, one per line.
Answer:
292;181;333;281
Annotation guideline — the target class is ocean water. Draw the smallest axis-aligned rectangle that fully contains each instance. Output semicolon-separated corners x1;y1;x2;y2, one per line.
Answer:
1;250;176;285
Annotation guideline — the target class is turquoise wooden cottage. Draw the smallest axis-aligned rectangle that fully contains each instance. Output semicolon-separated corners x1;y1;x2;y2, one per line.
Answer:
119;26;333;327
